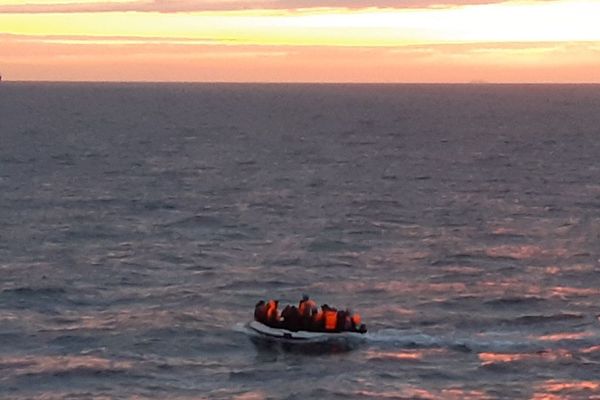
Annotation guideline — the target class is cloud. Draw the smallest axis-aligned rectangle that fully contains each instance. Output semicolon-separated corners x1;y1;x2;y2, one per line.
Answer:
2;0;599;82
4;34;600;83
3;1;600;47
0;0;511;13
0;32;225;45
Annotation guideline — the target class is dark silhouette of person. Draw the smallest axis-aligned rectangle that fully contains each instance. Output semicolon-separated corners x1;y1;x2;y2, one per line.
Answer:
298;294;318;330
265;299;280;327
336;309;352;331
254;300;267;323
280;305;302;331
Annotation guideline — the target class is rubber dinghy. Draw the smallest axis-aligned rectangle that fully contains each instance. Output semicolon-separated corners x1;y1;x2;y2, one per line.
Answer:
246;320;367;344
247;296;368;347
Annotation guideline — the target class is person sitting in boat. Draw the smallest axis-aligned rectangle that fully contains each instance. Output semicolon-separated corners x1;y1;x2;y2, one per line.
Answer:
280;305;302;331
322;304;339;332
265;299;280;327
254;298;367;333
298;294;318;330
254;299;281;327
311;306;324;331
254;300;267;323
298;294;317;318
336;309;351;331
315;305;366;333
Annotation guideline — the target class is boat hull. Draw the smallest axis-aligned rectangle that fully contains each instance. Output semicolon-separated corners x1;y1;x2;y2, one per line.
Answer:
246;320;366;343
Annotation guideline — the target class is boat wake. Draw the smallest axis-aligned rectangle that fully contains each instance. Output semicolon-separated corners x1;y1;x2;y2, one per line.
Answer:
235;323;600;354
365;327;600;354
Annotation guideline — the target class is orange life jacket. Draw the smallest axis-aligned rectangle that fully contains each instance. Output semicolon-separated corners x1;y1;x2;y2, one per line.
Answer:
266;300;278;321
298;300;306;315
324;310;337;331
314;311;324;323
351;313;361;327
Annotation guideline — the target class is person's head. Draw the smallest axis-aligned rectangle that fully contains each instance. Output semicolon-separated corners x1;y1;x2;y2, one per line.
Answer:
302;294;309;301
255;300;265;307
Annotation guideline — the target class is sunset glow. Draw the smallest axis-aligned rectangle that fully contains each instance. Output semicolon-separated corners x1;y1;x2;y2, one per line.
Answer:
1;0;600;82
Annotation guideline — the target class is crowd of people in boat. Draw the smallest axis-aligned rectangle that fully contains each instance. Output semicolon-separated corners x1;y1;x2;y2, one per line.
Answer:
254;295;367;333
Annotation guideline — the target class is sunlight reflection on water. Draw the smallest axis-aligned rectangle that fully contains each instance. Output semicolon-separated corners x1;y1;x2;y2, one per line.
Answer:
2;83;600;399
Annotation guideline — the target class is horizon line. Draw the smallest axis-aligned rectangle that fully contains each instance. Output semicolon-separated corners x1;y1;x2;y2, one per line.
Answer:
2;79;600;85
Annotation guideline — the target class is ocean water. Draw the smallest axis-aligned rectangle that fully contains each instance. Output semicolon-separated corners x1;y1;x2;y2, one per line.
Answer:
1;82;600;399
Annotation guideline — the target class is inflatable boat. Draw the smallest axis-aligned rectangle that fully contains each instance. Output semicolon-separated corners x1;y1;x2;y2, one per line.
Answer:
246;320;367;344
247;296;367;352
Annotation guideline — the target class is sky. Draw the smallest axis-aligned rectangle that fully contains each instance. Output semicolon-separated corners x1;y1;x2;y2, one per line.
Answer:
1;0;600;82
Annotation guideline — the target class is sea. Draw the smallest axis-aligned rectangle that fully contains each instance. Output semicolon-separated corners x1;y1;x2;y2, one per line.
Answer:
1;82;600;399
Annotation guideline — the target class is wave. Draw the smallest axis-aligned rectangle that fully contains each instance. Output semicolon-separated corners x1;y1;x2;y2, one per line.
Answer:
2;286;67;296
365;329;441;348
511;313;584;325
483;296;546;307
162;214;223;228
2;355;132;379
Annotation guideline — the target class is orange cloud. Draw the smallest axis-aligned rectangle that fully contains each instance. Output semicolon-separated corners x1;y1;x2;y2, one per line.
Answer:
0;0;515;13
2;2;600;47
1;0;600;82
